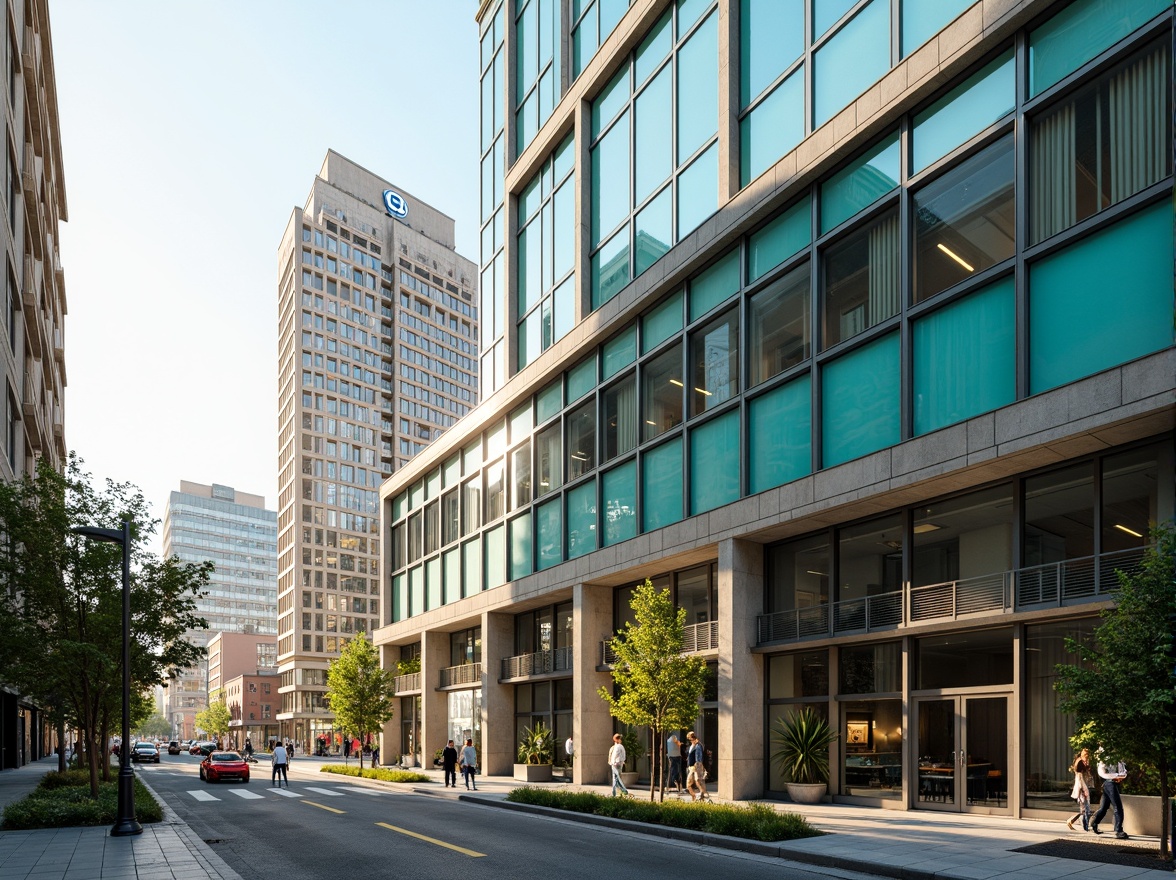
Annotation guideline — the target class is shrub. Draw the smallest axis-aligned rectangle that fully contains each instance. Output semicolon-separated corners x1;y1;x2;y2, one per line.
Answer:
319;764;429;783
504;787;821;842
2;774;162;830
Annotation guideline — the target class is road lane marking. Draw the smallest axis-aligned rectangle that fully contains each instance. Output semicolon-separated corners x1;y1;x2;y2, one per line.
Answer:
187;790;219;801
375;822;485;857
304;787;346;797
304;801;345;814
267;788;304;797
229;789;265;799
346;787;383;795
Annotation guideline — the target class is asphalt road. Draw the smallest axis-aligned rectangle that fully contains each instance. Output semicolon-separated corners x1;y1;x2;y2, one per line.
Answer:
138;754;857;880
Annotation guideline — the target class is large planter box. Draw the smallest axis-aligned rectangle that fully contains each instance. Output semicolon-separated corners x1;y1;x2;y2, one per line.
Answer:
1121;795;1165;837
514;763;553;783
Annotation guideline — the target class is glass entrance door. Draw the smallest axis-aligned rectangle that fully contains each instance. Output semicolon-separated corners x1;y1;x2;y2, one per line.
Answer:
915;695;1009;812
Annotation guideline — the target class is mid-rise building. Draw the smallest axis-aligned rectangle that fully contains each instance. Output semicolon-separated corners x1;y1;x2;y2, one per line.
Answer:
275;152;478;752
162;482;277;740
207;632;278;749
0;0;69;770
374;0;1174;825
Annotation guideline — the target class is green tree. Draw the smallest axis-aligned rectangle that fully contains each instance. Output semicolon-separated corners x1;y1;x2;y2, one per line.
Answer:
0;455;209;797
136;712;172;741
1055;524;1176;859
194;691;232;745
598;580;710;801
325;632;396;769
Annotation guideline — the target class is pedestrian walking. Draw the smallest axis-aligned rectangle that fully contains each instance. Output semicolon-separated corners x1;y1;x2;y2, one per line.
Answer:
608;733;629;797
460;738;478;790
685;731;709;801
441;739;459;787
665;731;683;794
1067;748;1092;831
1090;748;1128;839
271;742;289;788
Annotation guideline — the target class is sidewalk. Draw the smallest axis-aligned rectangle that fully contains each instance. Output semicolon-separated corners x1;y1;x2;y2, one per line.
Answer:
1;756;1171;879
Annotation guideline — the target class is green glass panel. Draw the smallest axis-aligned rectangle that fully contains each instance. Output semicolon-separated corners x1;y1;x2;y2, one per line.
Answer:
602;460;638;545
676;12;718;163
689;247;739;322
409;565;424;618
392;492;407;520
536;380;562;424
914;278;1015;435
677;142;718;241
567;355;597;401
567;480;598;559
427;469;442;498
642;437;683;531
635;11;671;86
1029;0;1167;97
554;180;575;279
690;410;740;514
635;185;672;275
748;198;810;283
462;538;482;597
741;0;803;107
820;132;899;233
912;51;1014;173
642;290;683;354
902;0;973;57
553;276;575;343
635;67;672;205
592;66;629;139
509;513;533;580
748;375;812;494
591;112;630;246
484;523;506;588
426;557;441;611
535;498;563;570
814;0;856;39
603;325;637;378
821;331;900;467
592;224;631;309
813;0;890;129
1029;202;1174;394
391;573;404;622
740;66;804;187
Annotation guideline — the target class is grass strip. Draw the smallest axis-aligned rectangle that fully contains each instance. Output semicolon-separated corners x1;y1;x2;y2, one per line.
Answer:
319;764;431;783
2;770;163;830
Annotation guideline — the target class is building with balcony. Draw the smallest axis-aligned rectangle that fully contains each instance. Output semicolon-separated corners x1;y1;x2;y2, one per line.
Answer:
0;0;69;771
276;153;479;753
373;0;1174;819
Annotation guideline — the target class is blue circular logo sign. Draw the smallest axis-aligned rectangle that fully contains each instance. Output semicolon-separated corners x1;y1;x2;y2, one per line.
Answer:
383;189;408;219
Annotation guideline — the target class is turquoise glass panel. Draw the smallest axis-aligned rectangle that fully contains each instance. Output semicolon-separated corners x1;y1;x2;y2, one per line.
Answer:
677;0;709;36
642;437;683;531
813;0;890;129
914;278;1015;435
1029;0;1168;97
536;498;563;570
536;380;562;424
509;513;533;580
554;133;574;179
676;12;718;163
426;557;441;611
821;332;900;467
748;375;812;494
391;573;404;622
902;0;973;57
518;308;541;370
740;66;804;187
517;0;536;102
601;0;628;37
636;12;671;86
591;112;630;246
814;0;856;39
553;276;575;342
740;0;803;107
820;132;899;233
602;460;638;546
484;523;506;588
749;198;810;282
592;67;629;138
635;185;672;274
409;566;424;618
912;51;1013;173
568;355;597;401
603;325;637;378
677;142;718;241
443;548;460;605
519;174;541;224
572;7;597;78
690;248;739;321
566;480;597;558
1029;202;1174;394
462;538;481;597
518;221;540;312
642;290;683;354
690;410;740;514
392;493;406;520
592;224;631;310
635;67;672;204
554;180;574;279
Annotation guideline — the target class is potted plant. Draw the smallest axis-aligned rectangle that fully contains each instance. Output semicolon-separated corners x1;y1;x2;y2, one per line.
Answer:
514;721;554;782
772;707;837;804
620;729;646;788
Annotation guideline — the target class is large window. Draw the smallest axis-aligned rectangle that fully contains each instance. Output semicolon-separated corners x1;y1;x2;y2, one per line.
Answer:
688;309;738;416
748;262;809;386
642;343;683;441
602;375;637;460
822;211;899;348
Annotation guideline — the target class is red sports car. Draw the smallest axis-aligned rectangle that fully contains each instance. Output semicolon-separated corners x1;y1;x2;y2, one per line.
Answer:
200;751;250;783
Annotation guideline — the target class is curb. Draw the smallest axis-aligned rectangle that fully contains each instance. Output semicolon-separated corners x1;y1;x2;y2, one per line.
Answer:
137;774;246;880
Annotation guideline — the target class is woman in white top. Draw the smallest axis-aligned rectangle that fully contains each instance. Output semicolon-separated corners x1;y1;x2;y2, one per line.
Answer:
1067;748;1092;831
460;738;478;790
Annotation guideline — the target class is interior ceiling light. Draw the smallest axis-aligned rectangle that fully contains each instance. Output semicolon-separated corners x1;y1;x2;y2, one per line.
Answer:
669;378;684;387
1114;523;1143;538
936;243;974;272
913;523;941;534
694;387;712;396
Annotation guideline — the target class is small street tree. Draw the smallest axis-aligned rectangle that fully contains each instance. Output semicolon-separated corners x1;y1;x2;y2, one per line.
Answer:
598;580;710;801
1055;523;1176;859
325;631;396;769
195;691;232;747
136;712;172;741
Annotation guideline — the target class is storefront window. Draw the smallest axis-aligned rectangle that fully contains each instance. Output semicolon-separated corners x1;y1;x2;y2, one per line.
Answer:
841;699;902;799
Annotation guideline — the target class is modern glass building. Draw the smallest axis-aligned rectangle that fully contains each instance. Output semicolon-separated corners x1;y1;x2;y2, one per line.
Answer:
374;0;1174;816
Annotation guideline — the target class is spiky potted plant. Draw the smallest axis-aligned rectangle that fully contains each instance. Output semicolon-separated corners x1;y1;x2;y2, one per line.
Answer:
772;707;836;804
513;721;554;782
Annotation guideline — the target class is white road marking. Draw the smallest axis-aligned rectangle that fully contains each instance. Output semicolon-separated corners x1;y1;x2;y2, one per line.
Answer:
346;787;383;795
268;787;304;797
303;787;346;797
187;790;219;802
228;789;265;799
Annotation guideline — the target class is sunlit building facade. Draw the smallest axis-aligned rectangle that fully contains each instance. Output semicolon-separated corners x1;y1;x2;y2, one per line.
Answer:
375;0;1174;819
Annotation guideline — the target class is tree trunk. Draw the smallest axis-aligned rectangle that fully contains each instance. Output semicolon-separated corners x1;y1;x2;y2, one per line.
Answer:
1159;762;1169;860
56;716;65;773
100;712;111;783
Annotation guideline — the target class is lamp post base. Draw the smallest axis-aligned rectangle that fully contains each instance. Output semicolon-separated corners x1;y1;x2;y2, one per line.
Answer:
110;770;142;837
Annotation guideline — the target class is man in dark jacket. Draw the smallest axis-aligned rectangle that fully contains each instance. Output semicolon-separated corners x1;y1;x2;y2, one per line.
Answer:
441;740;459;788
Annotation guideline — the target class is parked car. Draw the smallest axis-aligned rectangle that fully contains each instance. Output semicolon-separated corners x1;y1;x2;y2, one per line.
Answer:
189;741;217;756
167;740;182;755
131;742;160;764
200;751;250;783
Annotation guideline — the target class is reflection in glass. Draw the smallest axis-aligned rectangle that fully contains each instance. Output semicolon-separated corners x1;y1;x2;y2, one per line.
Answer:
603;375;637;461
566;400;596;480
822;210;899;348
484;460;505;522
749;262;809;386
642;344;683;441
534;424;562;497
688;309;738;416
512;442;532;509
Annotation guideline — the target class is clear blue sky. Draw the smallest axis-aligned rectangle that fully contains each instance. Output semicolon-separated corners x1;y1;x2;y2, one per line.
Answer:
52;1;480;539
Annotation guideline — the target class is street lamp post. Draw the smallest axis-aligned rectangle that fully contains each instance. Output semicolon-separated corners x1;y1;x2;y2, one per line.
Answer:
72;520;142;837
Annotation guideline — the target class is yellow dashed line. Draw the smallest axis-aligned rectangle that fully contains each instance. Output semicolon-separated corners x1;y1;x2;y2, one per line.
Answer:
375;822;486;857
303;800;345;814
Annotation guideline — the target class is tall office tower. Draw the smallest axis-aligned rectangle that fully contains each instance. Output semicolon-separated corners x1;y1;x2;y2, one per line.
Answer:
376;0;1175;817
275;152;478;751
161;481;278;740
0;0;69;770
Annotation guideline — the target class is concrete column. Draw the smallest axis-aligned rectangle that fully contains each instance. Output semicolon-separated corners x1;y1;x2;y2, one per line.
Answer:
378;644;402;765
717;537;764;800
572;582;614;785
420;630;448;769
481;610;515;777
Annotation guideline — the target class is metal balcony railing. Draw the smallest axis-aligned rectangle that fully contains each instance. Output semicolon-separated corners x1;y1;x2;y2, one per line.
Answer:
600;620;720;666
392;672;420;694
499;646;573;681
439;662;481;688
